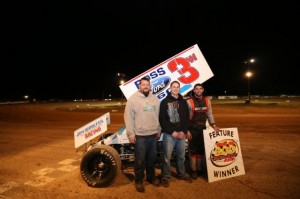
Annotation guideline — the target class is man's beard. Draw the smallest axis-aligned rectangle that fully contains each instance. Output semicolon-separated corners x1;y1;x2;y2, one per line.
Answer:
142;89;150;97
194;92;203;98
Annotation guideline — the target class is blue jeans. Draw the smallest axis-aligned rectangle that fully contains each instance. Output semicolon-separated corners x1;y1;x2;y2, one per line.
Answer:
134;134;157;183
161;133;186;179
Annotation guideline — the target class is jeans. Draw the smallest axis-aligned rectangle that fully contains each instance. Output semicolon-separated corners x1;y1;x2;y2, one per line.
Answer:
161;133;186;179
134;134;157;182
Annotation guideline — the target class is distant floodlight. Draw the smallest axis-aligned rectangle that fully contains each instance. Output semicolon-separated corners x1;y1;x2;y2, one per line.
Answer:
244;58;255;64
245;71;252;78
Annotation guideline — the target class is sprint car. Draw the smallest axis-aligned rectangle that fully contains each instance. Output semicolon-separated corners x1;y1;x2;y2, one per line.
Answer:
76;113;188;187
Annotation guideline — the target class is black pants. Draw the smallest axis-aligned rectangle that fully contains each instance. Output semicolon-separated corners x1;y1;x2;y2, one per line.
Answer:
188;123;207;170
188;123;206;155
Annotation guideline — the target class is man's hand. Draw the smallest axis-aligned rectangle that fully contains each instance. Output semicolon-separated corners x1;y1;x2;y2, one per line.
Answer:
172;131;185;140
212;124;220;132
128;135;136;144
186;131;192;140
155;132;161;139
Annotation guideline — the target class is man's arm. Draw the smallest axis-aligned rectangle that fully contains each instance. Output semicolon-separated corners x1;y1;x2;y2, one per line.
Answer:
124;100;136;142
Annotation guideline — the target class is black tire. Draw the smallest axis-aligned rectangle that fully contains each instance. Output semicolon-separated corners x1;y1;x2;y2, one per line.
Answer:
80;145;121;187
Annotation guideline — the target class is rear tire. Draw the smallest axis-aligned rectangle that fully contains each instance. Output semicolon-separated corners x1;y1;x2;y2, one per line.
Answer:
80;145;121;187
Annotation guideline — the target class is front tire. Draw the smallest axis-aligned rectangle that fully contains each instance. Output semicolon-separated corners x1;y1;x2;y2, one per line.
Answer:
80;145;121;187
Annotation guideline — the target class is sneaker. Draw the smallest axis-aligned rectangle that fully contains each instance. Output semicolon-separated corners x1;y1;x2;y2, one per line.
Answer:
179;173;193;183
191;171;197;180
147;177;160;187
161;178;169;187
152;177;160;187
135;182;145;192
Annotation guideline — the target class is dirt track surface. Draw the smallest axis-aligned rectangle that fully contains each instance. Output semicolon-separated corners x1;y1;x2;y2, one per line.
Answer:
0;101;300;199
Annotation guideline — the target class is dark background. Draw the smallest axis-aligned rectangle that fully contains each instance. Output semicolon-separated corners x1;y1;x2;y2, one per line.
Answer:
3;1;300;101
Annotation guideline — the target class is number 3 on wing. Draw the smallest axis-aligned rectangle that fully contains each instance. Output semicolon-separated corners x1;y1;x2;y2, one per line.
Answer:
167;57;199;84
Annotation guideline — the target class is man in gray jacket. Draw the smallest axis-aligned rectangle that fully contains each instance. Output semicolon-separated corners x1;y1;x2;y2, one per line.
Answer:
124;77;161;192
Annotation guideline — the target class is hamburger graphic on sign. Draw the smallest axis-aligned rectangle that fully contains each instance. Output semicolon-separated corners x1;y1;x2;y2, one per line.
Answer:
210;139;239;167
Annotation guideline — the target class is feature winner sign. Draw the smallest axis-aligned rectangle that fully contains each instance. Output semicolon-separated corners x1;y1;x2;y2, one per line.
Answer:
120;44;214;100
74;113;110;148
203;128;245;183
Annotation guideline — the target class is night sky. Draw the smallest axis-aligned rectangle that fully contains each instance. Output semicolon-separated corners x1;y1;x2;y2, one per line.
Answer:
3;1;300;101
